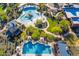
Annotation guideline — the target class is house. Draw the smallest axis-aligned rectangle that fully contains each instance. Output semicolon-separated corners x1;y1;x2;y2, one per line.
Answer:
64;8;79;18
71;17;79;26
6;20;22;40
63;4;79;37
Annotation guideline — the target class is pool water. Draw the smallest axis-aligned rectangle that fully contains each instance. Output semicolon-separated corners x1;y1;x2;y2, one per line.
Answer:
18;6;41;25
22;41;53;55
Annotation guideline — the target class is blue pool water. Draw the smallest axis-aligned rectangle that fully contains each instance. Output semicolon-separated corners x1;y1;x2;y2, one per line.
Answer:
64;8;79;16
22;41;53;55
19;6;41;24
23;6;37;11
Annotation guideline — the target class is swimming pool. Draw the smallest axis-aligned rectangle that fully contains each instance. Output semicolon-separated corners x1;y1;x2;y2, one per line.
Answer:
22;41;53;55
17;5;41;25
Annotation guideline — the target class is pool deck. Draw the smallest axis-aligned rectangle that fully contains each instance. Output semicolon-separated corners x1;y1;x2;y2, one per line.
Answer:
15;39;54;56
16;5;45;27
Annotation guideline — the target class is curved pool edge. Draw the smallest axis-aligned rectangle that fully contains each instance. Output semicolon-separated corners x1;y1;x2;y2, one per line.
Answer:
16;40;54;56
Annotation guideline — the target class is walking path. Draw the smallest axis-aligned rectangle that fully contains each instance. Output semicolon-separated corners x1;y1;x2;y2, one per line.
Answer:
0;26;7;33
35;17;65;40
34;13;67;41
38;16;77;41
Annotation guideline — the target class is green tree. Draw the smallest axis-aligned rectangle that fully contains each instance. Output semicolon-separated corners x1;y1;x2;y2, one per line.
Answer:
59;19;70;30
0;5;8;21
40;31;47;37
31;30;40;41
26;26;37;34
48;18;57;27
50;26;62;34
0;5;5;15
46;34;55;42
35;19;42;25
35;19;43;28
47;18;58;32
1;15;8;21
21;30;27;40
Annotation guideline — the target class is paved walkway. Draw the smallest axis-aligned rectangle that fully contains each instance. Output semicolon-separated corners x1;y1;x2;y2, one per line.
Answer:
40;18;65;40
40;18;77;41
0;26;7;33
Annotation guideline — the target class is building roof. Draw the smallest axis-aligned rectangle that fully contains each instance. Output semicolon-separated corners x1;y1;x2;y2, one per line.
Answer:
73;4;79;8
71;17;79;24
6;20;21;37
63;4;79;25
57;41;70;56
64;8;79;18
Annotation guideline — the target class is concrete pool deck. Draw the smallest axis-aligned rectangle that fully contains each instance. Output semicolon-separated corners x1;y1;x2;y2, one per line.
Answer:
15;39;54;56
16;5;45;27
